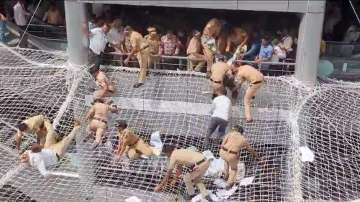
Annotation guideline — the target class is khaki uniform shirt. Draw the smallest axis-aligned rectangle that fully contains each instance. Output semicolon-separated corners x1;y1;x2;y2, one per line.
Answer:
186;37;202;55
222;131;247;152
211;62;231;82
23;115;45;133
118;128;139;147
145;34;161;54
236;65;264;83
168;149;205;170
130;31;149;53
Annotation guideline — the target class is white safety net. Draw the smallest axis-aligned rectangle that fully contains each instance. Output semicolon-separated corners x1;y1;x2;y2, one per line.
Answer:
0;46;359;202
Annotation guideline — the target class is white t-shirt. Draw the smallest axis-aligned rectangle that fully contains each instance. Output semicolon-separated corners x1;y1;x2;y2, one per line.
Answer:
272;45;286;62
107;28;124;45
211;95;231;121
89;27;108;55
13;2;28;26
28;149;58;177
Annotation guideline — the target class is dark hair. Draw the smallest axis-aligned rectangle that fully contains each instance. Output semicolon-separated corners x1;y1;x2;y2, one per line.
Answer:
93;98;105;104
233;125;244;134
262;35;270;41
17;123;28;132
116;120;127;129
31;144;42;153
162;144;176;155
89;65;100;75
166;30;174;35
124;25;133;32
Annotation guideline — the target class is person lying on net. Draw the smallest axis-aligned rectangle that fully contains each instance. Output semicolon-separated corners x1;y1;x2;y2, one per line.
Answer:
19;121;81;177
15;115;53;154
114;120;162;160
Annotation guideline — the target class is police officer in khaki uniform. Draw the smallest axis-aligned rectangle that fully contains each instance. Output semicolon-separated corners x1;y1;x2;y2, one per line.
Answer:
187;30;206;72
202;18;222;74
15;115;54;153
154;145;213;201
226;27;248;55
115;120;156;160
90;65;115;100
210;61;238;100
86;98;118;149
144;27;161;69
220;125;258;189
123;26;151;88
233;64;264;122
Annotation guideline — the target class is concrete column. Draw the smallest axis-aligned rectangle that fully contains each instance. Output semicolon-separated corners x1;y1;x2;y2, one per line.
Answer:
295;11;325;86
64;1;88;65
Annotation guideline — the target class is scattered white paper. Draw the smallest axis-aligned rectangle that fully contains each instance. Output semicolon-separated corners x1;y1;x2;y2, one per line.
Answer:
125;196;142;202
149;131;164;156
192;192;219;202
299;146;315;162
240;176;255;186
216;186;238;200
213;178;227;189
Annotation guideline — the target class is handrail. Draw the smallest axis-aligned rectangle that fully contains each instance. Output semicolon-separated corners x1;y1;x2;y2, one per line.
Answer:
325;41;360;46
105;52;296;66
28;23;66;29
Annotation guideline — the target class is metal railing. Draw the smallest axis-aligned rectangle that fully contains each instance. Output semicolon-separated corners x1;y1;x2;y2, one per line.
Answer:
26;23;67;41
103;52;296;76
325;41;360;58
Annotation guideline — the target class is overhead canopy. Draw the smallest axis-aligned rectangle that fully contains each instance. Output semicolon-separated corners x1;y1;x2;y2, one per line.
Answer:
75;0;325;13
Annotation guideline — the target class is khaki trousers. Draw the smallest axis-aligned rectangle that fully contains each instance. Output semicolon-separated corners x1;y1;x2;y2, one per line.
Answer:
45;126;80;157
127;139;154;160
244;82;263;120
183;160;210;197
219;149;239;185
137;51;150;83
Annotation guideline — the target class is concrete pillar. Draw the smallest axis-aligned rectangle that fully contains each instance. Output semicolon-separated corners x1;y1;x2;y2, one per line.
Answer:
295;11;325;86
64;1;88;65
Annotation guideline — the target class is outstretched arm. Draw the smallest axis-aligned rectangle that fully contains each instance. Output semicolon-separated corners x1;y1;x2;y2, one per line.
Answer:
243;140;258;160
15;131;23;152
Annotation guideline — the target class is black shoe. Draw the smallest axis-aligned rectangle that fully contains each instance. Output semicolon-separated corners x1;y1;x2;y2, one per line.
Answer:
133;83;144;88
183;193;196;201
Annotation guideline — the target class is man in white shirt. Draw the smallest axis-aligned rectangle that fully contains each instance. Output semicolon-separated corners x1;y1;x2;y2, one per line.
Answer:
205;87;231;145
20;121;81;177
87;22;110;68
13;0;30;47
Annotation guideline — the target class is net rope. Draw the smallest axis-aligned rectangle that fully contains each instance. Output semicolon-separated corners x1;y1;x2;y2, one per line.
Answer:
0;46;359;202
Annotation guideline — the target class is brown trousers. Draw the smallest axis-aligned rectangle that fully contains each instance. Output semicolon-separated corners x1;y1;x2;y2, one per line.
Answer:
137;51;150;83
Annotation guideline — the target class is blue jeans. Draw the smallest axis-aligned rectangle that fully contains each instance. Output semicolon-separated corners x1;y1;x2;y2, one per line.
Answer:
0;21;6;43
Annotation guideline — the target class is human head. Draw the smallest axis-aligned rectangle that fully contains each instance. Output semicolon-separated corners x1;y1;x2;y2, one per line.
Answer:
261;36;270;46
89;65;100;75
17;123;28;132
147;26;157;37
192;30;201;38
233;125;244;134
166;30;174;38
116;120;128;131
31;143;42;153
123;25;133;36
162;144;176;157
214;87;226;97
112;18;123;31
101;23;110;33
92;98;105;105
